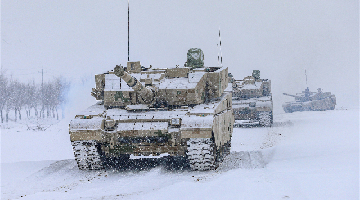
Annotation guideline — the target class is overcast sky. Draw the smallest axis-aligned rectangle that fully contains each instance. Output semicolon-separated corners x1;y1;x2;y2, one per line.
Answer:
1;0;359;111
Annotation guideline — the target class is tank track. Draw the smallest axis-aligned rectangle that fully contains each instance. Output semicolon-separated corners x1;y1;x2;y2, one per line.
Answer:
220;140;231;160
259;111;272;127
186;138;218;171
71;140;103;170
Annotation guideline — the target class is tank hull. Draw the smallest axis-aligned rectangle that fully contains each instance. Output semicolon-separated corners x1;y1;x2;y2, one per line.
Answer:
232;96;273;127
70;92;233;170
283;96;336;113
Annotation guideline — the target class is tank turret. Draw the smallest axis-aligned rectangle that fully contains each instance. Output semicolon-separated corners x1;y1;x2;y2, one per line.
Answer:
282;87;336;113
70;48;234;171
283;87;311;102
89;56;229;109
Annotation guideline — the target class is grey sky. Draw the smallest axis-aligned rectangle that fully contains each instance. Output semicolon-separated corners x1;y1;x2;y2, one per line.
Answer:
1;0;359;111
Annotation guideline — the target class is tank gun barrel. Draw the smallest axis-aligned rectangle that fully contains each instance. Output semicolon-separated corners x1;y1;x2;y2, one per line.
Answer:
114;65;154;104
283;93;298;98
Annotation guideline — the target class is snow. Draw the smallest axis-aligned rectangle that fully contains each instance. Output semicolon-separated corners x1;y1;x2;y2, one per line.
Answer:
106;109;188;121
125;104;149;110
159;77;198;89
75;103;106;116
190;92;230;114
157;71;207;90
140;73;163;81
104;74;142;92
130;153;169;160
232;96;272;108
225;83;232;92
104;74;122;91
69;118;104;131
189;105;216;114
1;119;74;163
117;122;168;131
255;100;272;107
232;104;251;109
181;115;214;129
1;108;359;199
241;82;261;90
188;72;205;83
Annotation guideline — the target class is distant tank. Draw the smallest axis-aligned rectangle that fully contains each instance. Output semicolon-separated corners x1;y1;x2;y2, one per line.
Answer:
229;70;273;127
282;87;336;113
69;48;233;171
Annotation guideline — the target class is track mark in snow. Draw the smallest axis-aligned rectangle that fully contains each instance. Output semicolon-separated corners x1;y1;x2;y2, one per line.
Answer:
100;191;145;199
218;149;275;172
272;120;293;127
17;160;111;197
260;126;288;150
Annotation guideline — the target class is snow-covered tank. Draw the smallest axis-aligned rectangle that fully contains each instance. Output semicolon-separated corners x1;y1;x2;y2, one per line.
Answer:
282;87;336;113
69;48;233;170
229;70;273;127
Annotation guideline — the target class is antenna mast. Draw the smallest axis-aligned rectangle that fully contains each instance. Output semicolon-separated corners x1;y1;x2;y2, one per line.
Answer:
128;0;130;61
218;28;222;67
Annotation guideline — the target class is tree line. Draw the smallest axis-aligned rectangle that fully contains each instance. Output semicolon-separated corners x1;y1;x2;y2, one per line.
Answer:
0;73;69;123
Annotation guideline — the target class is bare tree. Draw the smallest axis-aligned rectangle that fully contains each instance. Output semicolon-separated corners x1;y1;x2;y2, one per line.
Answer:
0;73;8;123
24;82;37;118
42;79;58;118
5;79;15;122
58;77;70;119
1;74;70;123
9;80;26;121
28;82;39;118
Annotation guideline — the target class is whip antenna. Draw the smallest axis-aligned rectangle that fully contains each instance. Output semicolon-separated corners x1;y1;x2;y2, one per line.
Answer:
128;0;130;61
218;28;222;67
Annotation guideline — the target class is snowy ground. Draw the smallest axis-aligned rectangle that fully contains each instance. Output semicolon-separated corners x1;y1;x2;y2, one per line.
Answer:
1;108;359;200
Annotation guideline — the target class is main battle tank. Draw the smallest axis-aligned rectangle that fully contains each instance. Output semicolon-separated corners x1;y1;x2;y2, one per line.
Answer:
70;48;233;171
282;87;336;113
229;70;273;127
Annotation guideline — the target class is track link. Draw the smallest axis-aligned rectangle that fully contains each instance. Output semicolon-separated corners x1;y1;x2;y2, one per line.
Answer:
186;138;217;171
259;111;272;127
72;140;103;170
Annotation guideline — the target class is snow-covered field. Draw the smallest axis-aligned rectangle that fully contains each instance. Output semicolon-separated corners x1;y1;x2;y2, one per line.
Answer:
1;108;359;200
